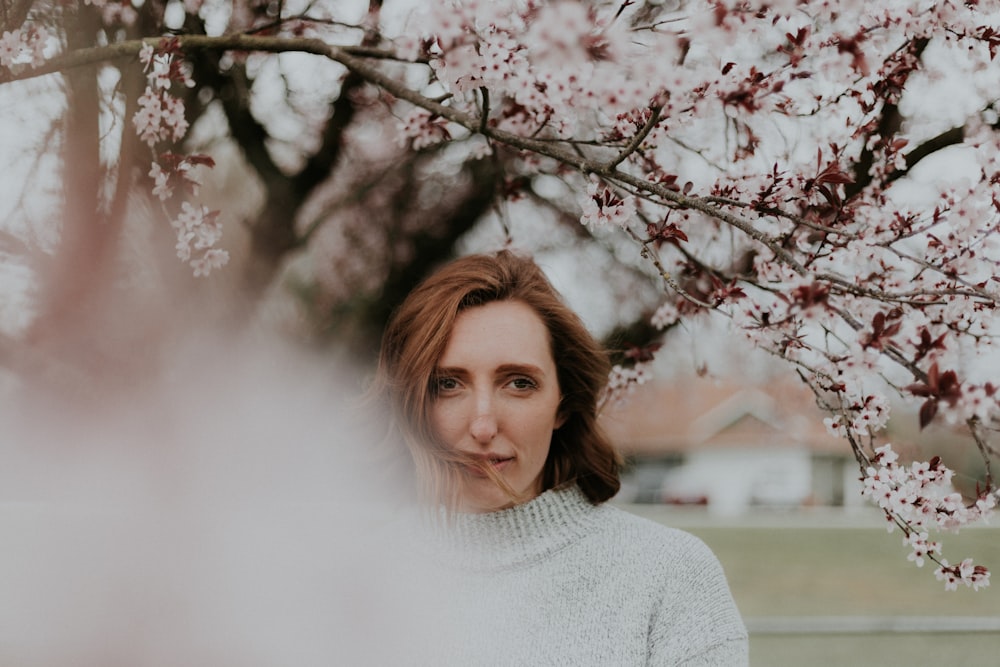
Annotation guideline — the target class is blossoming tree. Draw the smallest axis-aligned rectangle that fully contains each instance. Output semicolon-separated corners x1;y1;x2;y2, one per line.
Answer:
3;0;1000;589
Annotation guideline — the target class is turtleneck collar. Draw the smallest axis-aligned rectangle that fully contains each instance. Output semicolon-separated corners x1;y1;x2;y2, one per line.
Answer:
427;484;607;572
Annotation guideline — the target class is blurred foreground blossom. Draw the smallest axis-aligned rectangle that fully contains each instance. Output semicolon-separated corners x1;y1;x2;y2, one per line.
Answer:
0;333;440;666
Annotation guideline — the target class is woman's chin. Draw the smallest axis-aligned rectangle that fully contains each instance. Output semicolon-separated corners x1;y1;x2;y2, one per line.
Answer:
457;480;540;513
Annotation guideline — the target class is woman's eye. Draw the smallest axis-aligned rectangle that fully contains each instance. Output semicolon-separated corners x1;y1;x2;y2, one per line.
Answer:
509;377;538;391
434;376;460;392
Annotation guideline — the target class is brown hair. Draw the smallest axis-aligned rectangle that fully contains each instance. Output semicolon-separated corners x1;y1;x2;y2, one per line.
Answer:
373;249;621;507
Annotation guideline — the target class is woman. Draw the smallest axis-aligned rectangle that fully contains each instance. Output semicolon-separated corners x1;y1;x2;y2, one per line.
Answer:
374;250;748;665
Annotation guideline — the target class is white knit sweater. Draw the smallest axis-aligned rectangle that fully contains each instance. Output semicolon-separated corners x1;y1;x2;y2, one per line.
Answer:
400;485;749;666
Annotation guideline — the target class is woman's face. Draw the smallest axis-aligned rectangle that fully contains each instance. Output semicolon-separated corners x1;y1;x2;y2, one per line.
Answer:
429;299;565;513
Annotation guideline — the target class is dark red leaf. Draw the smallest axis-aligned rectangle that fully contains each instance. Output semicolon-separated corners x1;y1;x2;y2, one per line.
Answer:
815;170;855;186
186;154;216;168
905;383;934;398
872;311;886;334
918;399;938;429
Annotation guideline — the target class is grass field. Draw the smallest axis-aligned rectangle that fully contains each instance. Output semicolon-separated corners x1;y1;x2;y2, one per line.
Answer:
750;634;1000;667
695;524;1000;617
621;505;1000;665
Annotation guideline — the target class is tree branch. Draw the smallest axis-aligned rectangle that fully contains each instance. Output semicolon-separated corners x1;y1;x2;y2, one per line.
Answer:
606;102;663;170
844;37;929;200
14;33;993;355
22;35;802;279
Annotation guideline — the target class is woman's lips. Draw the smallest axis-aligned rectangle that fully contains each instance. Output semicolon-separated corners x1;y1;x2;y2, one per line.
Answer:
463;455;514;477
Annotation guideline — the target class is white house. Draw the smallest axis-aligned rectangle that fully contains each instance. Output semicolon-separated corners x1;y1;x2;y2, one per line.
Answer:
600;378;863;515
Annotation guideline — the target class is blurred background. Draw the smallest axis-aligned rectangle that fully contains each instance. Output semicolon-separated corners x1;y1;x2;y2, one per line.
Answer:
604;372;1000;666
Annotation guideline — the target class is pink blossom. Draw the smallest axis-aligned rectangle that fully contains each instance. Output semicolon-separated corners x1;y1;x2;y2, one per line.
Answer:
161;95;189;142
862;443;995;588
149;55;173;90
824;416;846;438
935;558;991;592
601;361;653;408
170;203;227;277
190;248;230;278
139;43;155;69
0;30;20;68
651;300;679;330
149;163;172;201
398;108;452;150
903;531;939;568
134;88;165;146
133;88;188;147
175;231;194;262
25;26;48;67
171;202;207;236
192;214;222;250
580;179;636;230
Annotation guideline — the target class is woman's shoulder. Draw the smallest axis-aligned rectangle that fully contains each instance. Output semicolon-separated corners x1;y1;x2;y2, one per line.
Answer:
595;503;710;547
591;503;722;566
593;505;748;655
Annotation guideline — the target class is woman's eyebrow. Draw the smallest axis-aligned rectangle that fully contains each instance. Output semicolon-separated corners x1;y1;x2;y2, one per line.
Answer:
435;363;547;376
496;363;546;376
433;366;467;375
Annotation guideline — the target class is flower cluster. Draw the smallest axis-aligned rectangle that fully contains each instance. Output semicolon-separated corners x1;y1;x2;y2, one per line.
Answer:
398;108;453;150
133;41;224;277
133;42;191;147
0;26;48;69
936;558;991;593
651;300;680;331
579;179;636;230
823;389;891;440
600;361;652;409
171;202;229;277
861;444;997;590
411;0;678;139
149;153;215;202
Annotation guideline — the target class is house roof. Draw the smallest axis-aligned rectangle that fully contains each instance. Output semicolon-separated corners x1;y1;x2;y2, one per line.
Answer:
599;376;847;456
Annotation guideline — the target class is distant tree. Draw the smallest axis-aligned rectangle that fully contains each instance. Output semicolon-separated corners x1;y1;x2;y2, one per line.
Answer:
3;0;1000;588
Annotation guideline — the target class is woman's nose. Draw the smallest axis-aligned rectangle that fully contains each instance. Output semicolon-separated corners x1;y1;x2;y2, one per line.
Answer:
469;397;498;443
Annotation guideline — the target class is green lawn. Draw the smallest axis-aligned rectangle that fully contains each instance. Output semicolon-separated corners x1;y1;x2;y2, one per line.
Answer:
693;524;1000;617
750;633;1000;667
621;506;1000;666
691;528;1000;616
622;505;1000;616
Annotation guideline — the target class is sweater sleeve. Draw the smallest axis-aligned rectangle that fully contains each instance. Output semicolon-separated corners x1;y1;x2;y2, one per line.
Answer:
647;532;749;666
